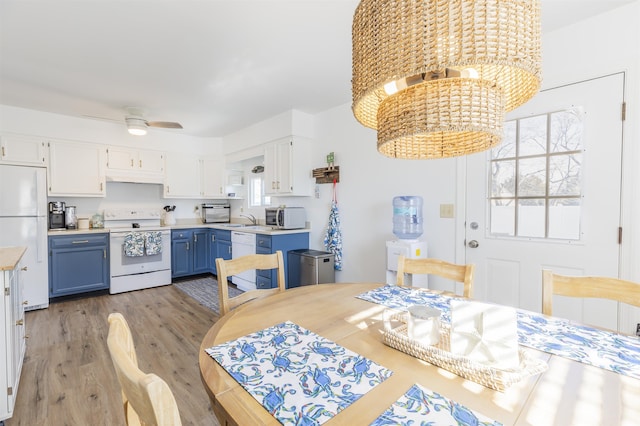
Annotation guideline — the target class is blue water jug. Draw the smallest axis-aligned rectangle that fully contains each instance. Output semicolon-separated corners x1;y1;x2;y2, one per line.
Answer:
392;196;423;239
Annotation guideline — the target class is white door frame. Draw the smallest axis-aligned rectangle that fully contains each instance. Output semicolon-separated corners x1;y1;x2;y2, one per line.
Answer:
454;72;637;332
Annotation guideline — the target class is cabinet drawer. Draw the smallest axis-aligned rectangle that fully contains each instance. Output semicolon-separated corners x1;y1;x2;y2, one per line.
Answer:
256;234;272;250
256;269;270;278
172;230;192;240
214;229;231;242
256;275;272;289
49;233;108;248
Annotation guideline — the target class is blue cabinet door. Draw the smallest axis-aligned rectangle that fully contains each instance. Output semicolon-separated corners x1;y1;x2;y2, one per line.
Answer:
171;230;192;278
210;230;218;274
218;240;232;261
211;229;232;274
49;234;109;297
255;233;309;288
192;229;210;274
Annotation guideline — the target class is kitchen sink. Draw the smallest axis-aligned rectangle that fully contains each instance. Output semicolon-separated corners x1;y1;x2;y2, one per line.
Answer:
242;225;275;231
216;224;275;232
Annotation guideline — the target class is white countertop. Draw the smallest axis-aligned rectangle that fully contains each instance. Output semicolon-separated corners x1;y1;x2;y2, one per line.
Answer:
48;221;310;236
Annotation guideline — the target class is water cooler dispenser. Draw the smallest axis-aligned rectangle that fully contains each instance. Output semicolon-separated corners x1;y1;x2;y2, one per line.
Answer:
386;196;429;287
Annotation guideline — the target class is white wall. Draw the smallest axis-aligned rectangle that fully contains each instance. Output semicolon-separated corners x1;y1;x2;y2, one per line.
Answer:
539;1;640;327
0;104;222;154
0;104;225;222
223;104;460;284
541;2;640;283
1;2;638;293
222;2;640;292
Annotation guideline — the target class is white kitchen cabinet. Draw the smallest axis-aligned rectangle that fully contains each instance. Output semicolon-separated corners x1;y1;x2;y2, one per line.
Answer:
105;146;165;183
1;247;26;422
264;136;313;196
0;133;47;166
47;139;106;197
164;153;201;198
201;157;227;198
164;154;227;199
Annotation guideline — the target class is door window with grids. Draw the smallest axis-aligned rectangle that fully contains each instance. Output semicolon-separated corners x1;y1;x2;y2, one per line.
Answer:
490;108;584;240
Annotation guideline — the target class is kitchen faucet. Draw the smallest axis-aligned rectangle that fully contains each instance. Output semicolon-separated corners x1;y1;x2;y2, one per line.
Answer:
240;213;257;225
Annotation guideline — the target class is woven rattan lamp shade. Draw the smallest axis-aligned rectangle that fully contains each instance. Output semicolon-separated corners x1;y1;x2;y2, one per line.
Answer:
352;0;542;159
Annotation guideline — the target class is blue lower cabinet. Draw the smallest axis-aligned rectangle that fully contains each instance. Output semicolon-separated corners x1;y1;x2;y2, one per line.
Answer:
49;234;110;297
171;230;192;278
211;230;231;274
193;229;211;274
171;228;211;278
256;232;309;289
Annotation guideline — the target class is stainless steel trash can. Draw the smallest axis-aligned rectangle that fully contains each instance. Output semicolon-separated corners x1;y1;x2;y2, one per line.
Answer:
288;249;335;288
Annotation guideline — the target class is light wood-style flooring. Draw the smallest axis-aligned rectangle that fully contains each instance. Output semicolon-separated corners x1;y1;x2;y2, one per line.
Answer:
6;284;221;426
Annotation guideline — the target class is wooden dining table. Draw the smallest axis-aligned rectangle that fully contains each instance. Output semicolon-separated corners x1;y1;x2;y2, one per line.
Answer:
198;283;640;425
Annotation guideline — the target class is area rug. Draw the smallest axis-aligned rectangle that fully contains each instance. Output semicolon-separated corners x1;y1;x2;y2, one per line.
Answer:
173;275;243;315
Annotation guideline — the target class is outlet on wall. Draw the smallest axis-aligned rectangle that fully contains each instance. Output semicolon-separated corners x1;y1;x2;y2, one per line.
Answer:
440;204;454;218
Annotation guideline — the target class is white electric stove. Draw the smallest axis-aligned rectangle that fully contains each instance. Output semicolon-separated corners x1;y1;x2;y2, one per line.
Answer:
104;208;172;294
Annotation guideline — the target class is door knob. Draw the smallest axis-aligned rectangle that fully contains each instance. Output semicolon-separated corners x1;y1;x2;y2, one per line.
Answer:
468;240;479;248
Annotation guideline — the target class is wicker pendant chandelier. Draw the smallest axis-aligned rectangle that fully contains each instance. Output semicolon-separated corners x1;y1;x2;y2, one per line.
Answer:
352;0;542;159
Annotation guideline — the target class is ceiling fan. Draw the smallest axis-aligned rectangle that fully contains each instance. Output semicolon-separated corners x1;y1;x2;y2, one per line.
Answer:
124;107;183;136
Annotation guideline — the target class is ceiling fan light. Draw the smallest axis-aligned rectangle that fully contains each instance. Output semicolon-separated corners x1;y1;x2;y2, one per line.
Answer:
125;117;148;136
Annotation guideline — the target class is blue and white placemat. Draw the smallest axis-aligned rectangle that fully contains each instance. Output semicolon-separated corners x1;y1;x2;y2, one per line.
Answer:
357;285;640;380
205;321;393;425
371;384;501;426
517;310;640;379
357;284;456;317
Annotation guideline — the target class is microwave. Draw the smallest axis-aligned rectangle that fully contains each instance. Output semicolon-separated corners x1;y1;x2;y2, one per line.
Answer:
265;207;306;229
201;203;230;223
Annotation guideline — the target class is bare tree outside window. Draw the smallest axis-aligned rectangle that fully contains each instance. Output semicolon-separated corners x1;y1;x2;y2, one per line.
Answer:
489;108;584;240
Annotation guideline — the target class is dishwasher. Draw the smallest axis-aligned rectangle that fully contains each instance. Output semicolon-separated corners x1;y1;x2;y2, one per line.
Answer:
231;231;257;291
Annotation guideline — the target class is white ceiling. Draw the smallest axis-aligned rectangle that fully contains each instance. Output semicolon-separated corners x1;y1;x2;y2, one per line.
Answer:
0;0;635;138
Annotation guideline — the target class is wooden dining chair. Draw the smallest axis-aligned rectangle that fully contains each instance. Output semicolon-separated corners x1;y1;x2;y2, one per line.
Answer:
216;250;286;316
396;256;475;298
541;269;640;316
107;312;182;426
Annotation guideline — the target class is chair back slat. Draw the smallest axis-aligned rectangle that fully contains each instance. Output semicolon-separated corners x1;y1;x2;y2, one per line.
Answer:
216;251;286;316
107;313;182;426
542;269;640;316
396;256;475;298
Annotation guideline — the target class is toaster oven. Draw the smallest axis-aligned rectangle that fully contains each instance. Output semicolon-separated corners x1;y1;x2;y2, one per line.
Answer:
201;203;230;223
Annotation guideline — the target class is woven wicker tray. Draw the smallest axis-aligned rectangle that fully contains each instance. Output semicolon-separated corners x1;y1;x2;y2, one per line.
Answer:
383;311;548;392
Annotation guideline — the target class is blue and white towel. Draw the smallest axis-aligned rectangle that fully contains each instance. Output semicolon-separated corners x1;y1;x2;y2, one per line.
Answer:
144;231;163;256
123;232;145;257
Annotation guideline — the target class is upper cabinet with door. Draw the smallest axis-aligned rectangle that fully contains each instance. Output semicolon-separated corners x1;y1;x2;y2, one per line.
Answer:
0;133;47;166
164;153;227;199
264;136;313;196
164;153;201;198
201;157;227;198
105;146;165;183
47;139;106;197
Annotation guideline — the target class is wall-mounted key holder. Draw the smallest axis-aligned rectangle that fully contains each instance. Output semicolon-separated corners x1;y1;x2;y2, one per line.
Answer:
312;166;340;184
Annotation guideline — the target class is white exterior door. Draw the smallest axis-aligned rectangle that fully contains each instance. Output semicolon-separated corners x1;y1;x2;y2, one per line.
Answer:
464;73;625;331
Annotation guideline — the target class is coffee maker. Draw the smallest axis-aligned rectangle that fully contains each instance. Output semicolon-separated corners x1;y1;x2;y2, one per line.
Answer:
49;201;66;229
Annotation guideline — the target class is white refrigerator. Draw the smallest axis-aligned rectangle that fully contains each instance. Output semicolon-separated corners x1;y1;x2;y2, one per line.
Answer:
0;165;49;310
